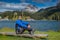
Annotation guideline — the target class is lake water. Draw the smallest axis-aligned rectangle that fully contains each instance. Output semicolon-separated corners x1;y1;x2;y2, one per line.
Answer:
0;20;60;31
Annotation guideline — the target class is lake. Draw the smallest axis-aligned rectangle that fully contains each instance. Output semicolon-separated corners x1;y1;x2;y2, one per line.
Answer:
0;20;60;31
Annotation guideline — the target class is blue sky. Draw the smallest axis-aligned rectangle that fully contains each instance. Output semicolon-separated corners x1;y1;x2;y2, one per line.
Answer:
0;0;59;12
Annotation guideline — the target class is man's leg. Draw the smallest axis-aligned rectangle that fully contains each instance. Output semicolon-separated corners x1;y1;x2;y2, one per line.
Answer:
19;28;25;34
27;25;35;34
16;29;20;34
15;24;18;34
28;28;35;35
15;27;20;34
15;24;25;34
16;28;24;34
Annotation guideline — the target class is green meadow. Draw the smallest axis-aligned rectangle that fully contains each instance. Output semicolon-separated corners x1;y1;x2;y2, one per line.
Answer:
0;28;60;40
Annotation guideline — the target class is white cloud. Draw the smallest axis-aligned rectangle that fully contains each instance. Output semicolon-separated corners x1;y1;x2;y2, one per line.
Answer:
0;2;30;10
0;2;39;12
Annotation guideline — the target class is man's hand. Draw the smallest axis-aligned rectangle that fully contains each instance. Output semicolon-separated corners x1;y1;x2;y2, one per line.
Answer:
28;25;31;29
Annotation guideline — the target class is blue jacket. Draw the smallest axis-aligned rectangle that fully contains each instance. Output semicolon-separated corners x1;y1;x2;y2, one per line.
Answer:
16;19;29;29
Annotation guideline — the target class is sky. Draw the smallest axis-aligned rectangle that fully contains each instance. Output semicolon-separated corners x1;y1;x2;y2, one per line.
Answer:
0;0;59;12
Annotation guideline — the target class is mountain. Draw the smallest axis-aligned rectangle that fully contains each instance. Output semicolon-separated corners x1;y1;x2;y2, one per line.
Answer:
0;12;3;14
23;4;39;13
57;2;60;8
31;3;60;20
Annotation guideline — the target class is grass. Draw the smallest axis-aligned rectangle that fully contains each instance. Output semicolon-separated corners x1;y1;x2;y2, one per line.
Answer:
0;28;60;40
0;27;14;32
35;31;60;40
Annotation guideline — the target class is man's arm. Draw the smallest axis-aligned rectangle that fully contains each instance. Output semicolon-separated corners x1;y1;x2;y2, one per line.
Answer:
16;20;27;29
22;20;31;29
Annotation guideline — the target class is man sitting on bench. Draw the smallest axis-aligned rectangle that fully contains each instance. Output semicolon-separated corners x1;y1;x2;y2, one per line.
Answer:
15;16;34;34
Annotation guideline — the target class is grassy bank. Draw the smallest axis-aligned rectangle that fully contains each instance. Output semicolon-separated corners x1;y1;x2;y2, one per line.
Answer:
0;28;60;40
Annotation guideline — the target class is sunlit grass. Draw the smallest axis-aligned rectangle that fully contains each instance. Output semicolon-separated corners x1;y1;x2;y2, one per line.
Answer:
0;27;15;32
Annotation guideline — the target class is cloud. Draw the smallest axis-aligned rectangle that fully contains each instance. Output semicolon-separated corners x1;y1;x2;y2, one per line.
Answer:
0;0;57;12
0;2;30;10
0;9;13;12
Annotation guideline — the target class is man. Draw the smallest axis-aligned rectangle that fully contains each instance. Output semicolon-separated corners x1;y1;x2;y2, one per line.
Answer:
15;16;34;34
